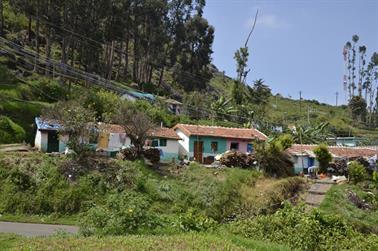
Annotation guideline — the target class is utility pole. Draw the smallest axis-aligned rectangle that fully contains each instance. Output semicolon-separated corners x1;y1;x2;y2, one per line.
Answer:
307;105;310;124
299;91;302;115
335;92;339;106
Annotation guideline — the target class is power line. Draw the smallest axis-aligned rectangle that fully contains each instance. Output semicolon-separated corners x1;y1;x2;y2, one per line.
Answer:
0;37;127;93
27;15;219;86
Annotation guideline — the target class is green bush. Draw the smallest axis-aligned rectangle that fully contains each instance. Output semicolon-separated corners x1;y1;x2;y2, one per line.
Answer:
314;144;332;173
80;192;161;236
0;116;26;143
228;204;378;251
373;171;378;188
178;208;216;232
348;161;367;184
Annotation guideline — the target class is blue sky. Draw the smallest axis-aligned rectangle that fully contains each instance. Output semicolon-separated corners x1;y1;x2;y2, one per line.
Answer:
204;0;378;104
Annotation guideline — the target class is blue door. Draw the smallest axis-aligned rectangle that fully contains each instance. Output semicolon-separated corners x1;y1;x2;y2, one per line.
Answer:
308;158;315;167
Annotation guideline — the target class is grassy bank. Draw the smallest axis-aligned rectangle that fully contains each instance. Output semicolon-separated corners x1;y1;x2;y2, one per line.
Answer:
1;233;292;251
319;183;378;234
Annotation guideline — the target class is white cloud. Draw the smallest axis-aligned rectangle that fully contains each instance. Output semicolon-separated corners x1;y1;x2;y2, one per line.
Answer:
246;13;288;29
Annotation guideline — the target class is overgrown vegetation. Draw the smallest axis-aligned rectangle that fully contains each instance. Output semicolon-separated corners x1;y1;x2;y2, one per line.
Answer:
319;184;378;234
0;153;304;229
228;203;378;251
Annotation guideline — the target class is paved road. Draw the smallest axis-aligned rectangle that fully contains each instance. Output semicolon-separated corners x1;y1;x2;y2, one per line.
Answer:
0;221;79;237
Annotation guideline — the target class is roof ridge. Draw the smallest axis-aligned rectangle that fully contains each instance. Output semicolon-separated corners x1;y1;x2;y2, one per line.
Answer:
176;123;260;131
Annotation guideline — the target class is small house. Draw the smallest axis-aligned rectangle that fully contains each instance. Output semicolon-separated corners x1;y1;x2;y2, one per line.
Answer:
157;97;183;115
34;117;68;153
287;144;378;174
96;123;180;161
121;90;155;102
327;137;361;147
174;124;267;163
146;127;181;161
97;123;130;156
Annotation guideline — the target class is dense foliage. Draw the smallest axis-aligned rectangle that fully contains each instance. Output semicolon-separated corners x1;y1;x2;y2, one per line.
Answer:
0;116;25;144
228;204;378;251
313;144;332;173
348;161;367;184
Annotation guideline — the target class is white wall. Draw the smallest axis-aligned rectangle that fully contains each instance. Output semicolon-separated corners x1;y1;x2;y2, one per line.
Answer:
34;130;42;151
155;139;178;153
176;129;190;157
108;133;127;150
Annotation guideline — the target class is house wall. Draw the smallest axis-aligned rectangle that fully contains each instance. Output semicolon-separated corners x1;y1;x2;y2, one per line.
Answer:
226;139;251;153
176;129;190;158
189;136;227;159
35;130;67;153
292;155;319;174
154;140;179;161
34;130;47;151
59;134;68;152
108;133;127;150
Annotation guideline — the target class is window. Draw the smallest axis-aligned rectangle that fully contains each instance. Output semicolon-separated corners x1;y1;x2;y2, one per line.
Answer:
211;141;218;152
230;142;239;150
159;139;167;147
152;139;159;147
247;143;253;153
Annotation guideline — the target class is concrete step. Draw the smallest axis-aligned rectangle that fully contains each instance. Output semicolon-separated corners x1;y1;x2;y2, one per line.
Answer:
308;183;333;195
305;194;325;206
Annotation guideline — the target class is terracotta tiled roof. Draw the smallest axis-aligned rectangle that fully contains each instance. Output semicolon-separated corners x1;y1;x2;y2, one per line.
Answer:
98;123;125;134
98;123;180;140
287;144;378;158
173;124;267;141
148;127;181;140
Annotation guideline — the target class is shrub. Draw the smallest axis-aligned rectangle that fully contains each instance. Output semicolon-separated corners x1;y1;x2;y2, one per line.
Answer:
228;204;378;251
348;161;367;184
118;147;139;161
255;142;293;177
333;159;348;176
178;208;216;232
0;116;26;144
314;144;332;173
80;192;160;236
220;151;256;168
373;171;378;188
143;148;160;164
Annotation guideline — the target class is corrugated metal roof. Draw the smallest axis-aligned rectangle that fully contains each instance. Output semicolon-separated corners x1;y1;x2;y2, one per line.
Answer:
35;117;62;131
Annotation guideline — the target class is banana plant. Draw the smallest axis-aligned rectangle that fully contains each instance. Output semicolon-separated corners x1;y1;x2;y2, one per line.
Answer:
210;96;238;120
290;122;332;144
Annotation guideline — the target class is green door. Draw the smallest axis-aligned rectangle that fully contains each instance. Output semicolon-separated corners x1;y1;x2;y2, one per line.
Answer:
47;131;60;153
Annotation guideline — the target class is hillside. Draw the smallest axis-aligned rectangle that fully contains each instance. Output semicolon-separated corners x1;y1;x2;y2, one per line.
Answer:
210;74;378;143
0;0;377;145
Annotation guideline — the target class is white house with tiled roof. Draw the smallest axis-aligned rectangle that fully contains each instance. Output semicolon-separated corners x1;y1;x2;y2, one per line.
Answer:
287;144;378;174
173;124;267;164
97;123;180;161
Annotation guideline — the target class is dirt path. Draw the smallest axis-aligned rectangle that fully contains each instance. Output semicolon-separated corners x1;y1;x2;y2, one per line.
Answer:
305;179;334;208
0;221;79;237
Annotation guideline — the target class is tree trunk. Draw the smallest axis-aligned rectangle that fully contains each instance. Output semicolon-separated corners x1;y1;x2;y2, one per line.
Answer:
45;28;52;76
0;0;3;36
148;65;153;84
158;66;164;88
123;33;129;77
28;16;32;42
107;40;115;80
34;2;40;72
116;41;123;80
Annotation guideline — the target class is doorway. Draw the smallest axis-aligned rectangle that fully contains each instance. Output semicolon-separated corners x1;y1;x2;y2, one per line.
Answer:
47;131;60;153
193;141;203;163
